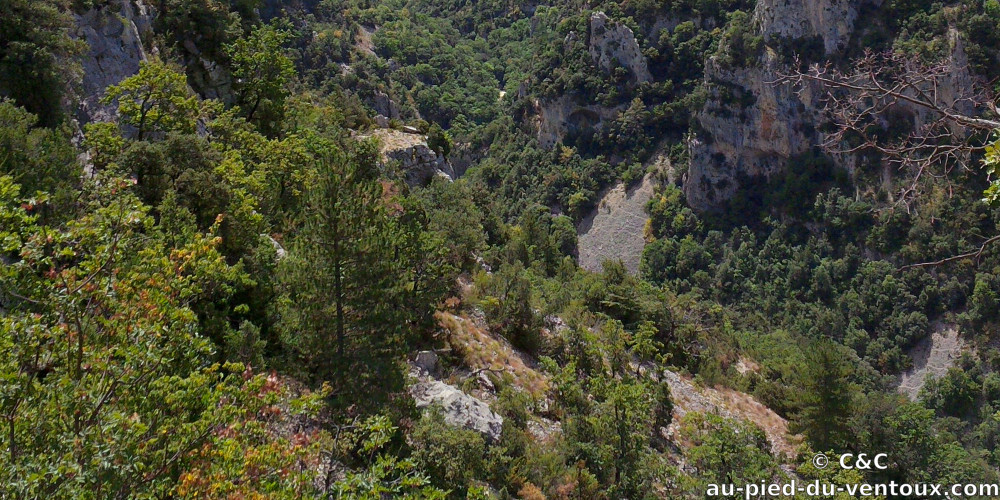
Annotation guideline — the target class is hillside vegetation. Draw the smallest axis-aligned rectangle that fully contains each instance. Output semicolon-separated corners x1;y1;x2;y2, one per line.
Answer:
2;0;1000;498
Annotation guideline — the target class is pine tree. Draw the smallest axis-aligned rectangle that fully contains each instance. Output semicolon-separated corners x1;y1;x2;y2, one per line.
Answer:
794;340;855;452
277;139;446;405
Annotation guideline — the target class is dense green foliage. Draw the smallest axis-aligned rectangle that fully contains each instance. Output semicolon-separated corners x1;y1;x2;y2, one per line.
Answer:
0;0;83;126
3;0;1000;497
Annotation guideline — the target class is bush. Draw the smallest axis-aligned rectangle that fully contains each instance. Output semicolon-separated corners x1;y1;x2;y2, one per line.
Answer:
427;122;453;157
410;408;487;493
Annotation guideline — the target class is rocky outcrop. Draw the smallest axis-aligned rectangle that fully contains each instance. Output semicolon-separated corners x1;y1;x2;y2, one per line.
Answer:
687;32;976;210
385;141;455;186
684;0;865;210
588;12;652;83
182;40;232;102
409;376;504;442
373;90;401;120
535;94;624;149
755;0;865;54
412;351;440;377
685;49;824;210
73;0;153;124
684;0;979;211
363;128;455;186
577;173;656;274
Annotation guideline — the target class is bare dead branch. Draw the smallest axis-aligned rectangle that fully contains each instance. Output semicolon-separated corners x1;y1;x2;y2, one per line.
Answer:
775;49;999;210
899;235;1000;270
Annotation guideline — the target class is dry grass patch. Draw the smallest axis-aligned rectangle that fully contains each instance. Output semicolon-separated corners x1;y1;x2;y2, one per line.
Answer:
436;310;549;398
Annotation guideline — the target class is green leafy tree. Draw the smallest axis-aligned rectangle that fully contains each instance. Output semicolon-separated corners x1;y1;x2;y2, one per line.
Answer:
103;60;201;140
330;415;448;499
0;101;80;214
986;136;1000;204
227;23;296;135
0;174;320;497
427;123;453;157
478;262;542;353
153;0;242;61
410;408;486;494
681;412;778;497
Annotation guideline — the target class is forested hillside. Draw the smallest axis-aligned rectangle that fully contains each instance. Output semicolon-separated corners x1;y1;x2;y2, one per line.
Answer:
3;0;1000;497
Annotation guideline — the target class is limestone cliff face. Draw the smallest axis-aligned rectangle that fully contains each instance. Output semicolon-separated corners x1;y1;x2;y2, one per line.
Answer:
588;12;652;83
754;0;862;54
685;0;977;210
684;0;873;210
535;94;624;149
73;0;153;124
686;27;976;210
533;12;646;149
685;50;825;210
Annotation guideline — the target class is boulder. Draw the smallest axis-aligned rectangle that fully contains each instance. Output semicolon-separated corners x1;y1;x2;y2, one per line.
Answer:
412;350;439;376
409;378;504;442
373;91;401;119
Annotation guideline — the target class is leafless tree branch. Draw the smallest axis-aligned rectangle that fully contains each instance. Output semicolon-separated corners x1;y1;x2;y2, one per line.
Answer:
776;49;999;211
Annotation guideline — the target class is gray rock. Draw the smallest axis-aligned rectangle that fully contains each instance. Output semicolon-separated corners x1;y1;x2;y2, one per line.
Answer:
588;12;652;83
685;50;821;210
577;174;655;274
189;55;232;102
264;234;286;261
755;0;866;54
535;94;624;149
527;417;561;441
385;143;455;186
412;350;439;376
409;378;504;442
685;0;975;211
73;0;153;125
373;91;401;119
476;371;495;392
364;129;456;187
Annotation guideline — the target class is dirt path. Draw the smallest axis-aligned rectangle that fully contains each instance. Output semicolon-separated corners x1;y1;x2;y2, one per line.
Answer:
897;323;965;400
577;174;655;274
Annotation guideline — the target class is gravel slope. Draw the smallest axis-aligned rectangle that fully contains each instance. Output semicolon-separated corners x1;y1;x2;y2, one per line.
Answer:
577;173;655;274
897;323;966;400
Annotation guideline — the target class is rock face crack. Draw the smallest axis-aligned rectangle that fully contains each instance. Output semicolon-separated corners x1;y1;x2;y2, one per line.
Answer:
577;174;655;275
